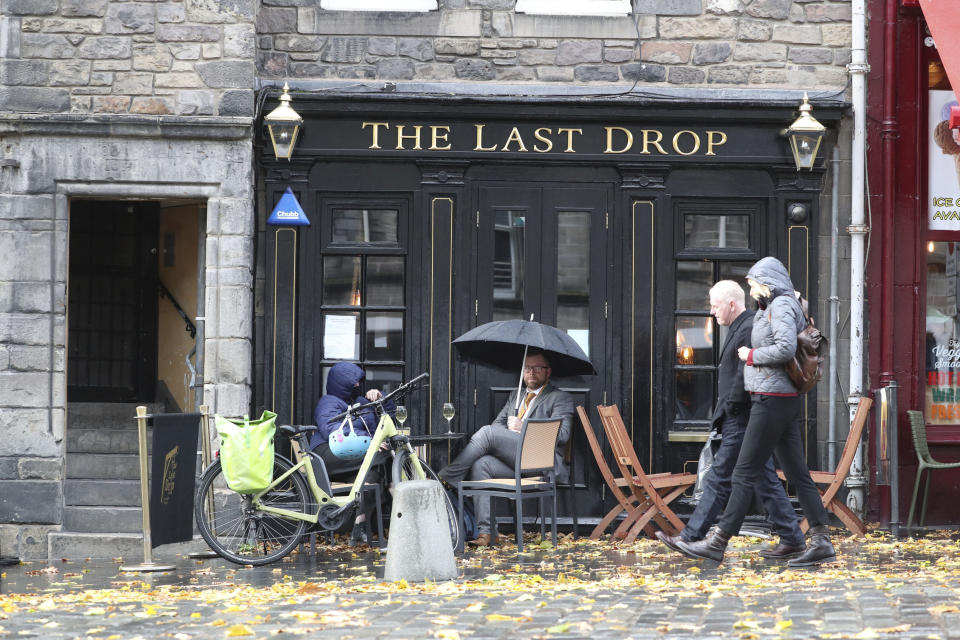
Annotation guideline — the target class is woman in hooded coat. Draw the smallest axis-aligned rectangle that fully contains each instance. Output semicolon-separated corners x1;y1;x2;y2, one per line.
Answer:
676;256;835;567
310;361;393;543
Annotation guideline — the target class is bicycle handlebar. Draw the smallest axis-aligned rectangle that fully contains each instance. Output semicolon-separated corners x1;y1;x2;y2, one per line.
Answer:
329;372;429;422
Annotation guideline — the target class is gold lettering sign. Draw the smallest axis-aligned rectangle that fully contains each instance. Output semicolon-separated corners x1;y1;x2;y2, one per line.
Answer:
359;121;730;156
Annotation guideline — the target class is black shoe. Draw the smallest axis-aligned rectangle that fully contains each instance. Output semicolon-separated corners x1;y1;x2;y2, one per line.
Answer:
349;522;370;547
758;542;806;560
787;525;835;567
655;530;685;554
676;528;731;563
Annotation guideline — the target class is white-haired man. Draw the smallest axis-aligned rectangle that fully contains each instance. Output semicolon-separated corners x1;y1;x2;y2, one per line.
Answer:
656;280;806;559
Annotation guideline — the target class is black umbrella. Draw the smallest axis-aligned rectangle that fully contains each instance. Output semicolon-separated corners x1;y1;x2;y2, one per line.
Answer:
453;317;595;413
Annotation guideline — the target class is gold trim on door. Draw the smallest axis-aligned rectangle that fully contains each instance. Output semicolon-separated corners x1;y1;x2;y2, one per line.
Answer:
271;227;297;415
632;200;655;470
430;196;454;450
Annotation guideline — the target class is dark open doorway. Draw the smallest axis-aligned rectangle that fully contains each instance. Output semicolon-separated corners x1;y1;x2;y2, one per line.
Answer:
67;201;160;403
67;200;204;409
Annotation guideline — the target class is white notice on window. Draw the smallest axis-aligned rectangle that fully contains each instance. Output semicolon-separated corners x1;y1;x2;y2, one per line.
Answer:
567;329;589;358
324;315;357;360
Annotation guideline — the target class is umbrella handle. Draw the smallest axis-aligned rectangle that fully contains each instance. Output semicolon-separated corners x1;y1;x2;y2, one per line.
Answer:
514;339;530;413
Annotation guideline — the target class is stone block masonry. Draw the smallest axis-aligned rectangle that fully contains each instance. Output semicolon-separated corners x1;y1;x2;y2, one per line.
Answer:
0;1;853;115
257;0;851;91
1;1;256;117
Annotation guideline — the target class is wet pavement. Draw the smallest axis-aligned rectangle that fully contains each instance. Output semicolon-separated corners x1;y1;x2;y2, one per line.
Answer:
2;530;960;639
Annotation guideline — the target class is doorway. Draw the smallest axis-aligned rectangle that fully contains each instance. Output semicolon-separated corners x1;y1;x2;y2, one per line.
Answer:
464;182;611;434
67;200;204;410
67;201;160;402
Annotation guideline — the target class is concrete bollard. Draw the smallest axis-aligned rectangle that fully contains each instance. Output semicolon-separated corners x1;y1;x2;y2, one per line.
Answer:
384;479;458;582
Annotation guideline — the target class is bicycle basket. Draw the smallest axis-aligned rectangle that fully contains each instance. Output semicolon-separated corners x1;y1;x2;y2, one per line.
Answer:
215;410;277;494
328;411;371;461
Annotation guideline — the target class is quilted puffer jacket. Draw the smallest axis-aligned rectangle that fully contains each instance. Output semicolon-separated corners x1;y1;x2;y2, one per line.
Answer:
743;257;806;395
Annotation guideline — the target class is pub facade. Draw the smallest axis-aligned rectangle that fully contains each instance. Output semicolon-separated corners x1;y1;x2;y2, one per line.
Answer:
256;93;846;518
0;0;856;558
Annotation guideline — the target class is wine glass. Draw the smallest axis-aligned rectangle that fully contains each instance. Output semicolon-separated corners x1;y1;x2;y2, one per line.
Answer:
395;405;408;435
442;402;455;434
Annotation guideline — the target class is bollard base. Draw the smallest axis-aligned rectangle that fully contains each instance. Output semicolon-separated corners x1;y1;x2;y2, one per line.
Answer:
119;562;175;572
187;550;219;559
0;557;19;566
384;479;458;583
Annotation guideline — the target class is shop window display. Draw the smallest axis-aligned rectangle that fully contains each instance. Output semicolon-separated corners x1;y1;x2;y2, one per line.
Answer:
925;242;960;424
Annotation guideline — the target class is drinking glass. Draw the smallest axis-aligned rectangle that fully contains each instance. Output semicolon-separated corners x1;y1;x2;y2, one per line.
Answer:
442;402;455;434
395;405;408;435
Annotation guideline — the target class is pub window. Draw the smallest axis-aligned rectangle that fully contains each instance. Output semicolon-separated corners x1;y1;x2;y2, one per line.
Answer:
320;200;407;395
320;0;437;11
672;203;758;435
674;261;753;432
515;0;631;16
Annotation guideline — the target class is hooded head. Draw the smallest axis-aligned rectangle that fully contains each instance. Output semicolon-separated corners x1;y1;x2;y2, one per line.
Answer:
325;362;365;402
745;257;796;310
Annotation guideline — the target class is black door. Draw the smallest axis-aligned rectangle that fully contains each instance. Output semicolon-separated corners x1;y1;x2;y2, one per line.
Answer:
455;182;610;514
68;201;159;402
469;183;609;419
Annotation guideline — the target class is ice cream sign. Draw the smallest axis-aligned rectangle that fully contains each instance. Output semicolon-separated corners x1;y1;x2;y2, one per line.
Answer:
929;91;960;230
267;187;310;226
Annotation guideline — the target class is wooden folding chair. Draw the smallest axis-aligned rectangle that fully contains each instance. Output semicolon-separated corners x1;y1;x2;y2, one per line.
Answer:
577;406;643;540
596;405;696;543
777;396;872;536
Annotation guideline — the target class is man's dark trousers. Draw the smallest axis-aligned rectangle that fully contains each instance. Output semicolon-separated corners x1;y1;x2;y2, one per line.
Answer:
681;412;804;546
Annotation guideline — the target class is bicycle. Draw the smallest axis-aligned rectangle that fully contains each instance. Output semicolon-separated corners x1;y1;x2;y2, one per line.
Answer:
194;372;463;566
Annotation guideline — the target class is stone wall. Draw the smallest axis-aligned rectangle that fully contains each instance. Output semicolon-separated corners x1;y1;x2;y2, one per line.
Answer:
0;115;254;558
258;0;851;89
0;0;256;116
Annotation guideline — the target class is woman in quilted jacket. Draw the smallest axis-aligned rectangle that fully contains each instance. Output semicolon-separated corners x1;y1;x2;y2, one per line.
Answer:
676;256;835;567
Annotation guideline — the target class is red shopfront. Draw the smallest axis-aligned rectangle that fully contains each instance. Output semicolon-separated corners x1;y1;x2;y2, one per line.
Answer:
869;0;960;526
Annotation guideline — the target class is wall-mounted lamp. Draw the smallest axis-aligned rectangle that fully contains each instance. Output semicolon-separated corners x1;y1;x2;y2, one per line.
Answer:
782;93;826;171
264;83;302;161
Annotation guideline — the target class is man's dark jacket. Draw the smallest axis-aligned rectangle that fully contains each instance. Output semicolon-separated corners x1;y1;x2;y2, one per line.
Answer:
711;309;753;430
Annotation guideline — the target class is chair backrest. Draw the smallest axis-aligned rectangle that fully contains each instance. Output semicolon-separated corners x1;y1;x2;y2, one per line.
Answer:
907;409;931;462
517;418;563;476
596;404;656;491
832;396;873;478
577;406;621;489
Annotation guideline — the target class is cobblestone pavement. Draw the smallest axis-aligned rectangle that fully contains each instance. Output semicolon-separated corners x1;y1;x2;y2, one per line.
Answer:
2;531;960;639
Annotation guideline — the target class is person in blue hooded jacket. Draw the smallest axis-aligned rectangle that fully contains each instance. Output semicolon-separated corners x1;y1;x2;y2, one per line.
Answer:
310;362;393;472
310;362;393;543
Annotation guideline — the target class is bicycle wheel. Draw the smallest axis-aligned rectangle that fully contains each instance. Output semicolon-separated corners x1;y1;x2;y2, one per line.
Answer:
195;455;310;566
391;449;462;553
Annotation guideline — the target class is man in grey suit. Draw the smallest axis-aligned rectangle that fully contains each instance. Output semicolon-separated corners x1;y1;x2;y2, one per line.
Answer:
439;348;574;547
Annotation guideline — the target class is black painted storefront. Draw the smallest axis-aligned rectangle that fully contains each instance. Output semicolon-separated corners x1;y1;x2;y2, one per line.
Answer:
255;96;843;524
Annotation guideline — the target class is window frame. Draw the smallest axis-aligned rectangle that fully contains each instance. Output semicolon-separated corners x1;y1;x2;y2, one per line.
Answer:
514;0;631;16
320;0;437;11
317;195;411;392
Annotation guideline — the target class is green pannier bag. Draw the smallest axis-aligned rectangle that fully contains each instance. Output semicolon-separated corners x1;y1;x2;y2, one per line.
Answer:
215;410;277;494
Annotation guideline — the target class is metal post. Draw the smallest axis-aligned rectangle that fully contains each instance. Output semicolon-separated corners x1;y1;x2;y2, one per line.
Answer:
188;404;218;559
120;406;175;572
887;381;900;537
845;0;870;523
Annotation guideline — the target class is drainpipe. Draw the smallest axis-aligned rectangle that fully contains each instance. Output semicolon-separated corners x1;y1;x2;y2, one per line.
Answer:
828;146;840;471
844;0;870;514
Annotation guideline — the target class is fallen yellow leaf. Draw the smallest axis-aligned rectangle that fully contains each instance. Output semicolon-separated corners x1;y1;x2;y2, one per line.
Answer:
225;623;255;637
